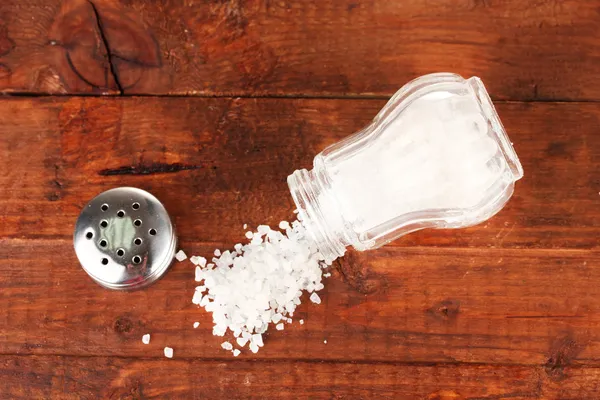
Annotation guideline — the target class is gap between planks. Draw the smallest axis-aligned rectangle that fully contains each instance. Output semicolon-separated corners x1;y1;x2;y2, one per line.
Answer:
3;92;600;103
2;237;599;257
0;353;597;369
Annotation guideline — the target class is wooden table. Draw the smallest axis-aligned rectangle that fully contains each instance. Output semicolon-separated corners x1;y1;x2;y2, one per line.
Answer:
1;0;599;398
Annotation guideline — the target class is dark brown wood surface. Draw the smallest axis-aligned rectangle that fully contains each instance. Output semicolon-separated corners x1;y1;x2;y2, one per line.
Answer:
2;0;600;399
1;0;600;99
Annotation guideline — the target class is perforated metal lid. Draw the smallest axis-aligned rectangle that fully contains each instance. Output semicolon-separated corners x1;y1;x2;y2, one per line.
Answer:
74;187;177;290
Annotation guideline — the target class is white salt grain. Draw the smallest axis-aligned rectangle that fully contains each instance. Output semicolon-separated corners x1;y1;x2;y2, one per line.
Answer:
142;334;150;344
190;221;330;355
192;291;203;305
164;347;174;358
310;292;321;304
193;322;200;328
190;256;207;267
243;224;248;229
221;341;233;351
324;340;327;344
271;313;283;324
232;349;241;357
214;249;221;257
252;333;264;347
175;250;187;261
195;266;202;282
299;319;304;325
279;221;290;230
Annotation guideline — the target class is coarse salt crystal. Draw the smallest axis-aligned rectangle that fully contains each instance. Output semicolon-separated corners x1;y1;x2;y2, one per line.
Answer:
142;334;150;344
276;323;284;331
310;292;321;304
271;313;282;324
190;256;207;267
245;231;253;239
214;249;221;257
251;333;264;347
192;291;203;305
195;266;202;282
193;322;200;328
279;221;290;230
236;337;249;348
221;341;233;351
324;340;327;344
243;224;248;229
232;349;241;357
175;250;187;261
249;342;259;353
299;319;304;325
164;347;174;358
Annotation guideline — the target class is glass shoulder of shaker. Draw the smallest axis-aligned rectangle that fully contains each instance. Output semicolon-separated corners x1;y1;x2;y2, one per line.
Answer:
319;73;467;159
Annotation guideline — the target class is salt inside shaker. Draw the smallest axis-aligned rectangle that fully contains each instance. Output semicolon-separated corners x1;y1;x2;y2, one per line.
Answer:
288;73;523;264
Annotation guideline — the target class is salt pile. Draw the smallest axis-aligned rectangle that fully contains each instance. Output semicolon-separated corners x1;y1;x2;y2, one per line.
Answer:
189;219;330;355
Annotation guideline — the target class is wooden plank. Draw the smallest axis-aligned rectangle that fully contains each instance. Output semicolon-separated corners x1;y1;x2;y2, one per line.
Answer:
2;355;600;399
1;98;599;249
0;0;119;94
2;239;600;367
0;0;599;99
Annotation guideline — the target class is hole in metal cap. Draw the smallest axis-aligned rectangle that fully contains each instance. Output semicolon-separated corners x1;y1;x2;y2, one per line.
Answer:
101;258;109;265
134;238;142;246
86;231;94;239
101;204;109;211
99;239;108;248
134;219;142;227
132;202;140;210
100;220;108;228
132;255;141;264
149;228;157;236
117;210;125;218
116;248;125;257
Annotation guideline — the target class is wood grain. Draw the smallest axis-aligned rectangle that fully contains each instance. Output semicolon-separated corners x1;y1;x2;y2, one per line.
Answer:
1;98;598;249
1;0;599;99
2;0;599;396
0;96;598;369
5;356;600;400
0;0;119;94
2;239;600;368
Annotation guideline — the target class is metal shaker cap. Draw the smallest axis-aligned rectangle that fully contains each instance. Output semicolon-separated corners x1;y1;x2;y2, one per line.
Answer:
74;187;176;290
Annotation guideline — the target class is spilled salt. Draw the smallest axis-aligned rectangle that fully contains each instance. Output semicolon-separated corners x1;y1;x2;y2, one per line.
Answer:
175;250;187;261
190;220;331;355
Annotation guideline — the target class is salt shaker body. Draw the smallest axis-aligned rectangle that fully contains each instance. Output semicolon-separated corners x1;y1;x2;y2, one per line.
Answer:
288;73;523;264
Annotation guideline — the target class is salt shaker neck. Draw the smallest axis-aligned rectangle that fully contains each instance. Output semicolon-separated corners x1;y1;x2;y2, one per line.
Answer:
287;168;348;264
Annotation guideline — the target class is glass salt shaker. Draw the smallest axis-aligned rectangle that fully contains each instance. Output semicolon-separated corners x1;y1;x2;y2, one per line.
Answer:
288;73;524;264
